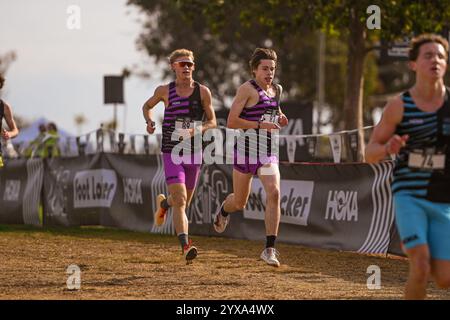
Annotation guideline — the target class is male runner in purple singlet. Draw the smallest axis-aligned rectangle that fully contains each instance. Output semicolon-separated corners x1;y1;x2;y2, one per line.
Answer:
212;48;288;267
142;49;216;263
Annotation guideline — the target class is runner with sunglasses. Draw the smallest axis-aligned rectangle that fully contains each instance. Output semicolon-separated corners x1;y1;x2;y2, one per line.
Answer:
142;49;216;263
212;48;288;267
366;34;450;299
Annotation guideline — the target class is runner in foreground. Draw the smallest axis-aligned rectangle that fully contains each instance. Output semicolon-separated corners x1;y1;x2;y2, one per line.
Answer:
142;49;216;263
366;34;450;299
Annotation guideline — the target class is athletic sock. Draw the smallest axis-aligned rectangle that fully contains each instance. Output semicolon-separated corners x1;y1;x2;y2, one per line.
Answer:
220;205;229;217
266;235;277;248
178;233;189;250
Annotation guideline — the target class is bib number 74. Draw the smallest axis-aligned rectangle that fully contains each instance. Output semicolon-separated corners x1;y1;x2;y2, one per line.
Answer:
408;149;446;170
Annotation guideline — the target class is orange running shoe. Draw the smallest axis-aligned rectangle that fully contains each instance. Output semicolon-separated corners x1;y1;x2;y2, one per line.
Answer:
154;194;168;226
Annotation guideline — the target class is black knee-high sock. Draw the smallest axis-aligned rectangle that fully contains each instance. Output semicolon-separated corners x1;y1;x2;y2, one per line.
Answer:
266;235;277;248
161;198;170;210
178;233;189;249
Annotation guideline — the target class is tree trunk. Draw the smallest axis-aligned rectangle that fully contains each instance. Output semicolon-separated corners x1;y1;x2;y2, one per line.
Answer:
344;7;367;161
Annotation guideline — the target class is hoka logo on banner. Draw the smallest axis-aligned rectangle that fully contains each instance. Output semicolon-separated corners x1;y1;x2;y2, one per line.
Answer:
74;169;117;208
3;180;21;201
325;190;358;221
244;179;314;226
123;178;143;204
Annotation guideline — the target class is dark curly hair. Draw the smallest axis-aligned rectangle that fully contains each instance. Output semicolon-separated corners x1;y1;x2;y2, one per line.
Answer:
0;74;5;89
249;48;277;77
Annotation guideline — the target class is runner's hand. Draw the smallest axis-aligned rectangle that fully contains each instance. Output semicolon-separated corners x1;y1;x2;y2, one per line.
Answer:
278;114;288;127
386;134;409;155
146;121;156;134
1;129;10;140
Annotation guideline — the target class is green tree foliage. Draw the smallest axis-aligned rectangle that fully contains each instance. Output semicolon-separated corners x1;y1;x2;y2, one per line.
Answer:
128;0;371;132
180;0;450;159
129;0;450;153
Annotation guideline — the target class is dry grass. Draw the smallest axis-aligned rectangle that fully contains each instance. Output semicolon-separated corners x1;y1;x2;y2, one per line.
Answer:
0;225;448;300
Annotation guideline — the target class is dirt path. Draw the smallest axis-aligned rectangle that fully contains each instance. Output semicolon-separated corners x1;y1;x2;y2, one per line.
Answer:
0;225;448;300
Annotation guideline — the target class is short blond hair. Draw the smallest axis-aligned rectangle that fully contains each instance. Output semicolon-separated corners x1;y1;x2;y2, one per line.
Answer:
168;49;194;64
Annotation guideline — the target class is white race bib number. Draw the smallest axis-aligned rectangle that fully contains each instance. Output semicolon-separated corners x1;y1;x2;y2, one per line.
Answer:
408;150;446;170
261;110;279;124
174;118;194;141
175;118;194;130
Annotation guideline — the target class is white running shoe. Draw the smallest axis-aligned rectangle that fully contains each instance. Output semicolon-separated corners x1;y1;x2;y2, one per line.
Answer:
213;201;230;233
260;247;280;267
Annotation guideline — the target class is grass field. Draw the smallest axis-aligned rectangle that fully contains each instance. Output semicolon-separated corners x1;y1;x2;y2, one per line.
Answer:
0;224;449;300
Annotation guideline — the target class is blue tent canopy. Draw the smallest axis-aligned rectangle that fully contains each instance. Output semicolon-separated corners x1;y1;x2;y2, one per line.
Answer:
12;117;74;144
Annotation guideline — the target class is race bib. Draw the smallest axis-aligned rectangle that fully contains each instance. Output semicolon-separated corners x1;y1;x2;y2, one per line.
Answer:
174;118;194;141
175;118;194;130
408;149;446;170
261;109;279;124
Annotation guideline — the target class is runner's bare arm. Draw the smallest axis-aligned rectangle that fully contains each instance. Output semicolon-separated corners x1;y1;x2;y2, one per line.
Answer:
365;96;407;163
200;85;216;133
276;84;288;127
1;102;19;139
227;83;278;130
142;85;166;134
227;83;254;129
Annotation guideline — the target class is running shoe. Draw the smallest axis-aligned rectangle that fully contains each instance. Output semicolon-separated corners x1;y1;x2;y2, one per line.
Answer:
213;201;230;233
154;194;168;226
260;247;280;267
183;239;198;264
